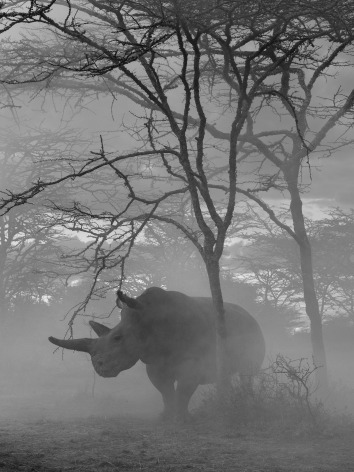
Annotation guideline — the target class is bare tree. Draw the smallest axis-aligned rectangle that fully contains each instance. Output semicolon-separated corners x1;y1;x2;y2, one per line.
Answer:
1;0;354;387
0;1;57;33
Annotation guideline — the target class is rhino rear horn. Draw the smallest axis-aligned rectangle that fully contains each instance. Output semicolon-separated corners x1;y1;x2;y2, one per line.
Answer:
89;320;110;337
117;290;142;309
49;336;93;353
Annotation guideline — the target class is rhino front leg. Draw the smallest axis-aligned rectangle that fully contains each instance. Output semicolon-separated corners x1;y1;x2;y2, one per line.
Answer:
145;363;176;420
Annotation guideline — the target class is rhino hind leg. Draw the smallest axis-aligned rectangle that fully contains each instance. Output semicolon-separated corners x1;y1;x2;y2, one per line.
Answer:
175;381;199;421
145;364;176;421
175;359;203;420
239;373;254;394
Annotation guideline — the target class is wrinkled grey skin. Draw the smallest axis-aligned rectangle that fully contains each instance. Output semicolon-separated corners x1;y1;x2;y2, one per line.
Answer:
49;287;265;420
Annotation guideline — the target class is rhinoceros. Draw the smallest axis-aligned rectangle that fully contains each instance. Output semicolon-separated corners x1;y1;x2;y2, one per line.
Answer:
49;287;265;419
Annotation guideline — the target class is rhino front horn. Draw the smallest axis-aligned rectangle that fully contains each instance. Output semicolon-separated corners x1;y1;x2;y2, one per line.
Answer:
49;336;93;353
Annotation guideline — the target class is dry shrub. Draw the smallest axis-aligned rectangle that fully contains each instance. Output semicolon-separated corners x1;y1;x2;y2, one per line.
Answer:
193;355;348;436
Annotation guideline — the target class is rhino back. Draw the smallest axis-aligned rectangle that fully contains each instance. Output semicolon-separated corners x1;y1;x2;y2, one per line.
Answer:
135;292;214;363
193;298;265;375
137;292;265;375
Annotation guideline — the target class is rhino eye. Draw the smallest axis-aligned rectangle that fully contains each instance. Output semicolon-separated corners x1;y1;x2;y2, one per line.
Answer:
113;335;122;342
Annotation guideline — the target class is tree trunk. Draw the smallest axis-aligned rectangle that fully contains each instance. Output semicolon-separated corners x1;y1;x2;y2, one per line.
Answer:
298;240;328;386
205;258;231;399
287;174;328;389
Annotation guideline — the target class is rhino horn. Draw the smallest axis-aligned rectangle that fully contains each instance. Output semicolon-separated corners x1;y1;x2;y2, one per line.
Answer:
48;336;93;353
89;320;111;337
116;290;142;309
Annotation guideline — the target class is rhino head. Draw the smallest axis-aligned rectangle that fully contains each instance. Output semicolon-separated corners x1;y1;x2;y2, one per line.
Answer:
49;291;143;378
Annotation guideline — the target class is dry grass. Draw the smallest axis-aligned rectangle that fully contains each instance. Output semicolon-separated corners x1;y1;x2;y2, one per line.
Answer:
1;355;354;471
0;413;354;472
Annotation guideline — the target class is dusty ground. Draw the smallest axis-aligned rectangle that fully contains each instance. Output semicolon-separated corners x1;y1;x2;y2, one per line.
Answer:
1;326;354;472
1;402;354;472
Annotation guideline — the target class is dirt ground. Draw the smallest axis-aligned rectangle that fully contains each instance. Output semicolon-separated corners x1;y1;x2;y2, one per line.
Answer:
1;402;354;472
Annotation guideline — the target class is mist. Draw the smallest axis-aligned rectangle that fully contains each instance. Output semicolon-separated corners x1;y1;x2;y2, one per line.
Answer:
1;283;353;426
0;277;354;472
0;306;161;423
1;2;354;471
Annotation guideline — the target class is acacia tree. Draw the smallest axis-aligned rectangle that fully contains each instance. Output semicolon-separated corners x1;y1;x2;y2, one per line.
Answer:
0;208;61;313
236;208;354;318
309;209;354;321
1;0;354;387
0;126;90;313
124;221;209;293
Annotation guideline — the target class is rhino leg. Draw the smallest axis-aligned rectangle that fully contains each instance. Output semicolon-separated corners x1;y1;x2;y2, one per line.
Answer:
145;363;176;420
175;359;202;420
239;373;254;393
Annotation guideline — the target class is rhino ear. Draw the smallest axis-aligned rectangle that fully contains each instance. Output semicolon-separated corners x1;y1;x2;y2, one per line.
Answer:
117;290;142;310
89;320;111;337
116;291;124;309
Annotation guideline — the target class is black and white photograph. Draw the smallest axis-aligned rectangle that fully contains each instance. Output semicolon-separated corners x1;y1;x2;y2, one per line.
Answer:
0;1;354;470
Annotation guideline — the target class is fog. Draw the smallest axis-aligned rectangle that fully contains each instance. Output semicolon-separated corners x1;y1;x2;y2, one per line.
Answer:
0;292;219;423
1;293;353;427
0;307;162;423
